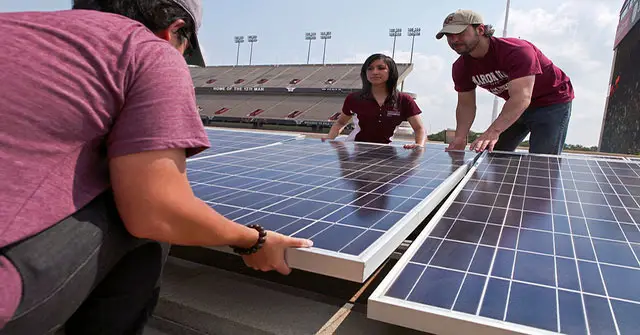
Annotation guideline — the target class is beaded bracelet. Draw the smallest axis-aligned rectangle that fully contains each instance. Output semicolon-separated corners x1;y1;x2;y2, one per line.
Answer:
231;224;267;255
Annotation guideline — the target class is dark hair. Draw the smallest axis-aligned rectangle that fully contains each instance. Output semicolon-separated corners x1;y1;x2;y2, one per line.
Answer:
360;53;400;106
472;24;495;37
72;0;195;50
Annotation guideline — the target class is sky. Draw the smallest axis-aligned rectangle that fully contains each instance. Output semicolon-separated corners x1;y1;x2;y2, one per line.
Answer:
0;0;625;147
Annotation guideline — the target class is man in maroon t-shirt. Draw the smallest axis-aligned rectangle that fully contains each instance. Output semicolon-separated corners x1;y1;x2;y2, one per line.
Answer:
0;1;311;334
436;9;574;154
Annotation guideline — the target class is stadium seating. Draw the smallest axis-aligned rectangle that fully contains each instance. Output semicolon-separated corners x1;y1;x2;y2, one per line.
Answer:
191;64;411;90
193;64;414;125
297;97;344;121
197;94;343;121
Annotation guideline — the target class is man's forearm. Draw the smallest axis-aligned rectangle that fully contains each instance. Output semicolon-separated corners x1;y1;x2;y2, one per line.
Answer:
455;105;476;139
127;195;258;248
486;97;530;134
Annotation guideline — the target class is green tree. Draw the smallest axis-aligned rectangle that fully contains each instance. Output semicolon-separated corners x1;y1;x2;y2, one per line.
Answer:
427;130;446;142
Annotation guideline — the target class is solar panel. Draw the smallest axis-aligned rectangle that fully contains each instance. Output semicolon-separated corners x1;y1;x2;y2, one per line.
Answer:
369;151;640;334
189;127;303;159
187;139;479;282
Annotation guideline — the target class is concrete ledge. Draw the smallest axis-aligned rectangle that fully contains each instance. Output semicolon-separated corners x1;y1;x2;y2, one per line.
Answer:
153;257;422;334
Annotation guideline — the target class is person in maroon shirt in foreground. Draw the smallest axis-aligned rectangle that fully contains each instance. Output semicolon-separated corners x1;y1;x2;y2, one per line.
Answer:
323;53;427;149
437;10;574;154
0;0;311;334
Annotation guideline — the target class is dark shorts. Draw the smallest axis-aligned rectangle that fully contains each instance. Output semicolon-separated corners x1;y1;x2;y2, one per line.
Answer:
494;101;572;155
0;190;169;335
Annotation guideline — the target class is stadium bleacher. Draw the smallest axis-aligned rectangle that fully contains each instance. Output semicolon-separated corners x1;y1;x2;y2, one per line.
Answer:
192;64;411;89
191;63;414;128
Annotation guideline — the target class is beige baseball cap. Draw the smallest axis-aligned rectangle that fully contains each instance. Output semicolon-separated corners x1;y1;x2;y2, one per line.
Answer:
436;9;484;39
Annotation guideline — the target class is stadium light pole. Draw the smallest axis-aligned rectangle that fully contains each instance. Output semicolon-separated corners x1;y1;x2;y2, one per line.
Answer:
389;28;402;59
400;28;421;92
234;36;244;66
407;27;421;64
321;31;332;65
248;35;258;65
305;32;317;64
491;0;511;121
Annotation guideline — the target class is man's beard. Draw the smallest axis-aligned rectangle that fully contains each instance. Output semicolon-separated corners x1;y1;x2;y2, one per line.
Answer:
451;31;480;55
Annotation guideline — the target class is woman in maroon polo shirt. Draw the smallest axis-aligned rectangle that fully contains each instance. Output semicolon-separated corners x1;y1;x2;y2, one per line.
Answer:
323;53;426;149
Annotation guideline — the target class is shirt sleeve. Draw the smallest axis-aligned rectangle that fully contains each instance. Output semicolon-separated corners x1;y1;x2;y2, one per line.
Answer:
341;93;354;116
400;94;422;119
503;44;542;81
452;58;476;92
107;40;210;159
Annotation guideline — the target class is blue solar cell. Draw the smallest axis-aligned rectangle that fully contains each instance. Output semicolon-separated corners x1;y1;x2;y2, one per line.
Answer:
601;265;640;301
498;227;518;249
310;224;365;252
555;234;575;258
370;212;405;231
292;221;331;239
446;220;485;243
341;230;384;255
468;246;493;275
479;278;509;319
338;208;389;228
491;249;515;278
593;239;638;267
558;290;587;334
458;204;492;222
513;252;555;286
584;295;616;334
452;274;485;314
387;263;424;299
276;218;315;236
371;152;640;334
410;237;440;264
574;236;597;261
505;283;557;332
430;240;476;271
479;224;501;246
612;300;640;334
407;267;464;309
517;229;554;254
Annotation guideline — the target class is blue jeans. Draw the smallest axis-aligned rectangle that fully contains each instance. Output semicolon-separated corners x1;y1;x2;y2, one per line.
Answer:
494;101;572;155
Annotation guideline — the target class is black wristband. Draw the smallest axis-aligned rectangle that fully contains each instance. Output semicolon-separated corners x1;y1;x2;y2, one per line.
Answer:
231;224;267;255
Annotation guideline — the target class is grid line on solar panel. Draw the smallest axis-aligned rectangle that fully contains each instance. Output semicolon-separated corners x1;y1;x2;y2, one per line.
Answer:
369;152;640;335
187;139;478;282
189;128;303;158
187;154;457;219
569;158;640;334
190;141;467;240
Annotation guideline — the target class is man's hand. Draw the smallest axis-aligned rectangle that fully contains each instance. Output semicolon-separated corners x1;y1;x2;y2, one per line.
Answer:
403;143;424;150
446;137;467;151
241;231;313;275
469;130;501;152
